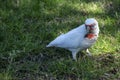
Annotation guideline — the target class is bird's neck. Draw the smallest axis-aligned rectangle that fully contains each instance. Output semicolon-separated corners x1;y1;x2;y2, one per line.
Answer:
85;33;97;39
85;25;99;39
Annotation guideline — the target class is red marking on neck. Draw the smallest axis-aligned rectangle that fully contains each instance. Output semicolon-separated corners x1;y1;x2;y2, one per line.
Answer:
85;33;96;39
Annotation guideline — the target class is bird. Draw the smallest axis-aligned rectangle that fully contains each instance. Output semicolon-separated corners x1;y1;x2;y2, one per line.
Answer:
46;18;99;61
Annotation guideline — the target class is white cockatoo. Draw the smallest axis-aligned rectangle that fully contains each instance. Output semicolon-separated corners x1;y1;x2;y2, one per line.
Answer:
46;18;99;60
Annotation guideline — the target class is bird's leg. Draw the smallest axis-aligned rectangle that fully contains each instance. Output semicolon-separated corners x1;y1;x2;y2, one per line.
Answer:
72;51;77;61
86;49;92;56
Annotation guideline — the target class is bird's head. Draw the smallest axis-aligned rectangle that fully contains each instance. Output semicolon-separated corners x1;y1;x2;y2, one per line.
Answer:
85;18;99;34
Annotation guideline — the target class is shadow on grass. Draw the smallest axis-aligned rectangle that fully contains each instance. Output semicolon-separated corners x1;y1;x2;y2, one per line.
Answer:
7;51;119;80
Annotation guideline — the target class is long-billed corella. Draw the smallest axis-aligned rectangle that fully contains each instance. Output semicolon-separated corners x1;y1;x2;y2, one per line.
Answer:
46;18;99;61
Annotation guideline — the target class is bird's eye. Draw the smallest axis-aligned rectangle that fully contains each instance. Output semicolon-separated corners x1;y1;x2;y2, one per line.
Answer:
85;25;89;27
91;25;94;27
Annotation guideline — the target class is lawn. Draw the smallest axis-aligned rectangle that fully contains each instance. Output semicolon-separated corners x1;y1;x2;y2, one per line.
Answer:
0;0;120;80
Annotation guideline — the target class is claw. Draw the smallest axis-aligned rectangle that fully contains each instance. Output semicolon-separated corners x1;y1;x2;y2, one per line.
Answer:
86;49;92;56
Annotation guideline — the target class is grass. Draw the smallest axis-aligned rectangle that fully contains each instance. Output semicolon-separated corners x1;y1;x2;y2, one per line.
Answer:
0;0;120;80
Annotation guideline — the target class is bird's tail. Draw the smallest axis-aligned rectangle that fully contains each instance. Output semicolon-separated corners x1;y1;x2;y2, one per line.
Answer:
46;42;54;47
46;44;51;47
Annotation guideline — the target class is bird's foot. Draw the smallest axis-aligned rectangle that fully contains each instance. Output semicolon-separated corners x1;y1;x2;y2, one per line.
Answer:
86;49;92;56
72;52;77;61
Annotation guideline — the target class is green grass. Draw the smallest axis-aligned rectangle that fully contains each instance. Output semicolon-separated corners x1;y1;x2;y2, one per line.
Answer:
0;0;120;80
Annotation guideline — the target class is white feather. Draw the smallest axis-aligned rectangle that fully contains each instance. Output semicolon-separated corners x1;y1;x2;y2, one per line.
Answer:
47;24;86;48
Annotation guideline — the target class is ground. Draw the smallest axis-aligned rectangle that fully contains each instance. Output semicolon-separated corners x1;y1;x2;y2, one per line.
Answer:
0;0;120;80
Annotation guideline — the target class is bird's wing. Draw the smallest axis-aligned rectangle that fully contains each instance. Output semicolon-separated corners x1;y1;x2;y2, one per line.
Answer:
47;25;87;48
